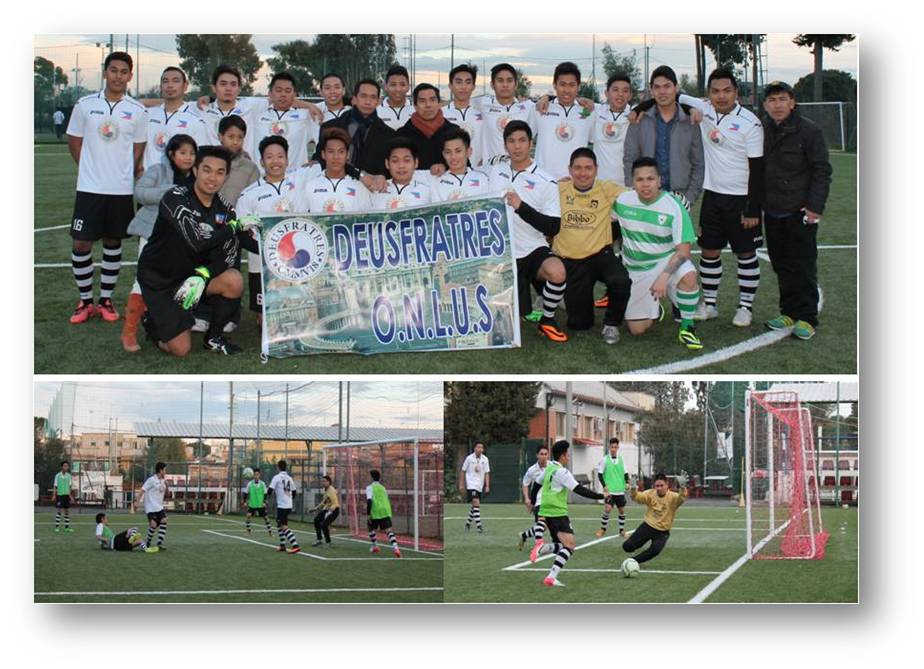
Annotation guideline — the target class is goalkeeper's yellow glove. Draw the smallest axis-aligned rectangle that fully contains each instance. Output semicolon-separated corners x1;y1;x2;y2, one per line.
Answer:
174;266;210;310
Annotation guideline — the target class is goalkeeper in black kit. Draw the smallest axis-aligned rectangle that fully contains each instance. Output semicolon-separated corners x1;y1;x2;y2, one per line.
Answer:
136;145;259;356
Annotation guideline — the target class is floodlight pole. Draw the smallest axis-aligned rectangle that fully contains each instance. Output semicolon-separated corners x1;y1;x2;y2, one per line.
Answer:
413;438;420;552
197;381;203;514
744;391;753;558
704;383;709;482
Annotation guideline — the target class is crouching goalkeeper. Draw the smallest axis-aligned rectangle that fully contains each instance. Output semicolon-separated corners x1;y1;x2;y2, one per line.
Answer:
136;145;259;357
95;513;146;551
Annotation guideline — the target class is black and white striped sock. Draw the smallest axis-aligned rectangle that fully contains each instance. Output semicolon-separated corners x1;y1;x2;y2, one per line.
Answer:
465;506;474;527
156;522;167;546
548;546;573;579
285;528;299;548
146;526;155;546
244;517;251;530
699;256;722;306
534;519;547;540
369;530;377;546
99;242;122;300
264;516;273;532
278;526;287;546
542;280;567;319
63;513;70;529
618;513;626;531
540;541;562;556
600;511;610;532
72;250;94;303
737;254;760;310
387;531;399;549
472;506;483;529
54;511;61;528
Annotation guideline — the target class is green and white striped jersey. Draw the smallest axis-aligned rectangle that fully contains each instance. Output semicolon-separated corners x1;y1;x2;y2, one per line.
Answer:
614;190;695;272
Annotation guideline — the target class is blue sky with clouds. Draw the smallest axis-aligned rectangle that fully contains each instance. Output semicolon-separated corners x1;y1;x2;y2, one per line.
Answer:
35;33;857;96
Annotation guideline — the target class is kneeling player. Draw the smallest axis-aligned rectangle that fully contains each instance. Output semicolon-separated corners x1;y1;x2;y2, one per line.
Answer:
95;513;146;551
615;157;704;350
136;145;259;357
532;440;604;587
622;473;687;565
518;444;549;550
366;470;401;558
243;468;273;536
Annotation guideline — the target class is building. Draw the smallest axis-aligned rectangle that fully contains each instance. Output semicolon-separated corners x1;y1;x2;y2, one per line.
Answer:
528;383;654;487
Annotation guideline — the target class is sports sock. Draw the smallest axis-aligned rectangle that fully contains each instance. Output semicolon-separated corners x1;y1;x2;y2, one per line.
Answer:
542;280;567;319
54;511;61;529
465;506;474;527
521;528;532;541
64;513;70;529
618;513;626;532
675;287;701;329
72;249;94;303
472;505;483;529
206;296;238;338
244;516;251;530
547;546;573;579
156;522;167;546
600;511;610;532
387;531;399;550
539;541;562;556
99;242;122;300
146;526;155;546
369;530;377;546
534;519;547;540
264;516;273;532
736;254;760;310
699;256;722;306
278;525;287;546
285;528;299;548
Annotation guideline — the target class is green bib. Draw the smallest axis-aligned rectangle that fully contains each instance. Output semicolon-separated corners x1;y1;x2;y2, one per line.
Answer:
55;473;71;495
248;481;266;507
539;462;568;518
370;482;392;519
603;454;626;493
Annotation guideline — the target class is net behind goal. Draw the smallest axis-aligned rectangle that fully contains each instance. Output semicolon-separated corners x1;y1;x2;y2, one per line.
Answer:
322;439;443;551
745;391;829;560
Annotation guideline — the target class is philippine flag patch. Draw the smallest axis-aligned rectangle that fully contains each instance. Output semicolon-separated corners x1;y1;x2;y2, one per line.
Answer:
346;187;357;196
524;179;536;190
177;119;188;128
120;111;133;120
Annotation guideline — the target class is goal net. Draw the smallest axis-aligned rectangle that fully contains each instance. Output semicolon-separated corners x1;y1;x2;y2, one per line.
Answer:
322;438;443;551
745;391;829;560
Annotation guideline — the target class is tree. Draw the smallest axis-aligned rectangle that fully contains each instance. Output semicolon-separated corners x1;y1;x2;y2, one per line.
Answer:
793;34;856;102
444;382;540;495
267;39;317;95
578;81;600;103
793;69;857;103
34;56;68;130
515;68;532;98
190;441;211;458
176;34;262;96
600;43;643;97
35;435;67;488
679;74;699;97
145;437;188;466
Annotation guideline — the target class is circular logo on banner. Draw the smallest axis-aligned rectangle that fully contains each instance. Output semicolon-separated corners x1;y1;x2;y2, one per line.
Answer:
264;218;329;283
98;120;119;142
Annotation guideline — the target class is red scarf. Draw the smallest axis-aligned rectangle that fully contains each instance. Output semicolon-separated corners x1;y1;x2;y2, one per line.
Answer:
410;109;445;139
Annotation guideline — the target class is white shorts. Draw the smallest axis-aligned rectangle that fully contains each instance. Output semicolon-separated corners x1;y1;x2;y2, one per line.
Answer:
624;258;696;321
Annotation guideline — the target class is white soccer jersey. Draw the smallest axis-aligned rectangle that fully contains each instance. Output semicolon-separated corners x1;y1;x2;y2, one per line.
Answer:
522;462;547;505
268;472;296;509
250;106;318;171
236;174;302;218
530;101;596;179
142;103;209;170
377;100;413;130
200;96;266;147
461;453;491;492
66;91;148;195
472;96;537;164
429;168;493;202
442;102;486;166
592;103;632;183
488;160;560;259
313;101;352;142
548;465;579;493
370;179;432;211
141;475;166;513
298;173;372;213
678;94;763;196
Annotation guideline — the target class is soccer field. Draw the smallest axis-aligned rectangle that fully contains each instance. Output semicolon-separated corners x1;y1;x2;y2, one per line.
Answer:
33;511;443;603
34;146;856;375
443;502;857;603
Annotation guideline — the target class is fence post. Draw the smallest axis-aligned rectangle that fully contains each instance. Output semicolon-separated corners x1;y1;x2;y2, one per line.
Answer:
838;102;846;152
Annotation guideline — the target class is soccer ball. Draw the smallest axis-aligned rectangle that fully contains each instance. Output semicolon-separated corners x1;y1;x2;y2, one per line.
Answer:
621;558;641;578
242;467;254;479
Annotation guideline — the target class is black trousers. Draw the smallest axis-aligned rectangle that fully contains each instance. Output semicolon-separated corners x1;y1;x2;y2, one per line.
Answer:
622;521;670;564
764;212;819;326
314;508;340;542
562;247;631;330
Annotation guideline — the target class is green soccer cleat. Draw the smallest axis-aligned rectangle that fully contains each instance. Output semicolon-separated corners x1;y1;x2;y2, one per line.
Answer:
764;314;795;331
524;310;543;323
678;327;704;351
64;528;74;533
792;320;816;340
53;528;60;533
145;546;159;554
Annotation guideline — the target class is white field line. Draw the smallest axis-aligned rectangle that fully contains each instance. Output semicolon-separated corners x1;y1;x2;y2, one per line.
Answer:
628;330;790;375
508;567;721;575
35;224;71;232
445;516;754;522
36;586;443;596
35;261;138;269
503;534;623;571
202;529;439;561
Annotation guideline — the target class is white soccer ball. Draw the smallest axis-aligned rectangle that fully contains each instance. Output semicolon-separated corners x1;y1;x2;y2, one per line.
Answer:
242;467;254;480
621;558;641;578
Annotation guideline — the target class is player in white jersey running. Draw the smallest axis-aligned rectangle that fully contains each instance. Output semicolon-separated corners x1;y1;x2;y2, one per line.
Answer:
377;64;413;131
488;120;569;343
678;68;765;327
297;127;372;212
529;62;596;180
370;138;432;210
429;128;492;202
442;64;486;166
460;442;491;533
473;63;537;164
518;444;550;550
267;460;301;553
142;67;207;170
66;51;147;325
248;72;318;172
313;72;352;142
137;462;168;553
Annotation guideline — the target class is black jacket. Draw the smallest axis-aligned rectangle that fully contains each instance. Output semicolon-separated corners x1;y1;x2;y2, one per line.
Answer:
761;108;832;215
395;117;460;171
312;111;395;176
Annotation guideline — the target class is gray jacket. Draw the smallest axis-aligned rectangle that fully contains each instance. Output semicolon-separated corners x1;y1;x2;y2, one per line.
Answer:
128;159;177;238
622;104;705;205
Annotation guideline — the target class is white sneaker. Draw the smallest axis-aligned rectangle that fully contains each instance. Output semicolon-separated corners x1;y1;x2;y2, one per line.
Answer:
191;318;209;333
732;307;752;327
223;320;238;333
694;303;719;321
602;325;620;345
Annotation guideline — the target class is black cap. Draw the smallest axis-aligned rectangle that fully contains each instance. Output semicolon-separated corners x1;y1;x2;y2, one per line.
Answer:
764;80;794;98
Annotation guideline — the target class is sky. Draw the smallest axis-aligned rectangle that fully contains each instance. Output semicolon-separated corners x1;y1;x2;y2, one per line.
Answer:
33;380;444;434
33;33;858;97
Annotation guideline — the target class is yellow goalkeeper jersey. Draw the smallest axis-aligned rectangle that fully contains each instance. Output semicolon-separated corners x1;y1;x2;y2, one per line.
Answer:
553;179;626;260
630;487;687;531
320;486;340;511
